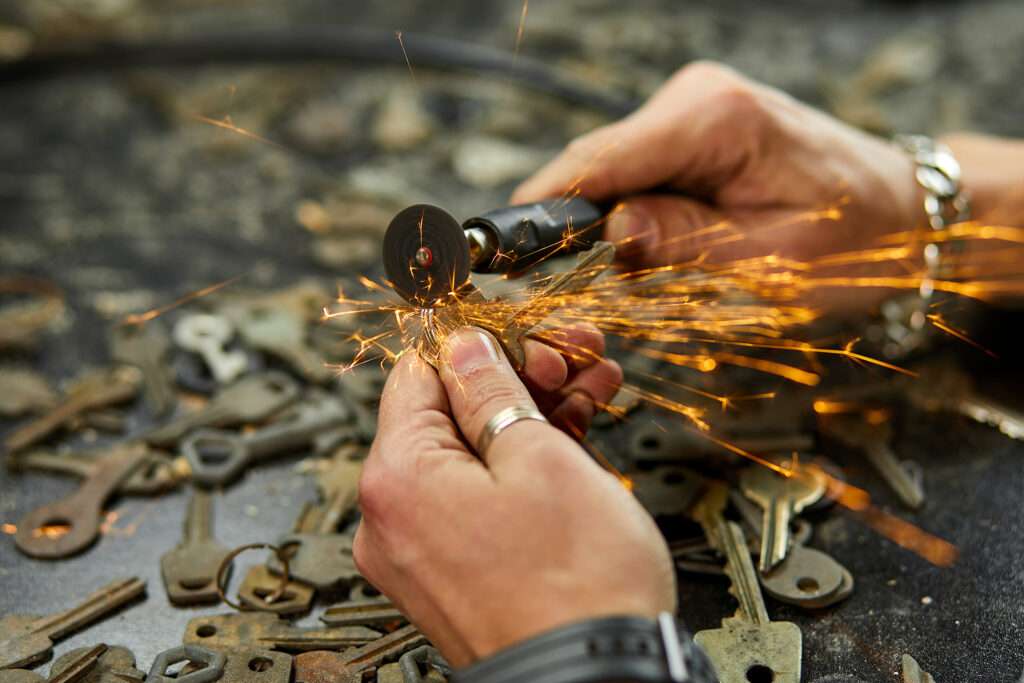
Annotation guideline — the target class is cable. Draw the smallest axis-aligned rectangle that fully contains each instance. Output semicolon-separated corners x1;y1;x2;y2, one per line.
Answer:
0;26;639;117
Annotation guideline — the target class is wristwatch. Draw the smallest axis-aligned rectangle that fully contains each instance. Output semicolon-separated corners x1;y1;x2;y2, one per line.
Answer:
451;613;719;683
871;134;971;358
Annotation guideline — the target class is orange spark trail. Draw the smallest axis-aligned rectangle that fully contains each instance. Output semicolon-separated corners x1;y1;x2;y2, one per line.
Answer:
514;0;529;57
119;273;247;327
395;31;418;84
190;114;284;150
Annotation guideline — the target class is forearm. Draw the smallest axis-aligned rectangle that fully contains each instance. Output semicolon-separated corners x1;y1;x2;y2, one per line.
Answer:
941;132;1024;226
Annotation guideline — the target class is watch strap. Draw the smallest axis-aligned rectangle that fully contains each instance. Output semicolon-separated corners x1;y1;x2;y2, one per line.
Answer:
451;613;718;683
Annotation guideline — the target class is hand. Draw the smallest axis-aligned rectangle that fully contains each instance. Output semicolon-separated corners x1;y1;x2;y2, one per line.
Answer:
354;328;675;667
512;61;924;313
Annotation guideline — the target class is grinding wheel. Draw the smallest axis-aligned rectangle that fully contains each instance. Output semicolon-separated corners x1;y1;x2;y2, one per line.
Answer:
383;204;470;306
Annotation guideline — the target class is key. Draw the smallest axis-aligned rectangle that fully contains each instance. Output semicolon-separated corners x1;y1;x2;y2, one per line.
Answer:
395;646;450;683
266;447;363;591
629;421;813;464
237;565;315;616
161;490;233;605
739;462;826;572
173;313;249;384
691;487;802;683
184;613;381;653
109;321;176;416
45;644;107;683
901;654;936;683
8;444;179;496
906;363;1024;440
629;465;707;517
145;371;301;447
0;577;146;669
49;645;146;683
3;367;142;455
0;368;56;418
146;645;225;683
15;445;151;558
231;305;334;384
181;390;352;486
819;413;924;509
320;599;405;628
293;625;426;683
181;648;291;683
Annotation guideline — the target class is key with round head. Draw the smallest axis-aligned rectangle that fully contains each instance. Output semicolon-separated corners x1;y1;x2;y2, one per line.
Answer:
691;484;802;683
819;413;924;509
173;313;248;385
739;462;826;573
109;321;176;417
0;578;145;669
144;371;300;447
294;625;425;683
160;490;233;605
184;612;381;652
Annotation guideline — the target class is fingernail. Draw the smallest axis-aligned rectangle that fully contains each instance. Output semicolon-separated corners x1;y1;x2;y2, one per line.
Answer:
606;203;651;245
444;328;500;375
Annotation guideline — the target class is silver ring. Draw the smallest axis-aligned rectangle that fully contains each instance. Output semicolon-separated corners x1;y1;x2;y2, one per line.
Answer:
476;406;548;458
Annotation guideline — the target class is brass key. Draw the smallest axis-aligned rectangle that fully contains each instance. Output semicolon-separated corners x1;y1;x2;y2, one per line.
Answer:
161;490;233;605
691;485;802;683
110;321;176;417
15;444;151;558
3;367;142;455
320;599;404;628
739;462;825;572
230;305;334;384
0;578;145;669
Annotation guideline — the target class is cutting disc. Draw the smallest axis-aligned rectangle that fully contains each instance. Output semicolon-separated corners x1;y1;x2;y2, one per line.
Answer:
383;204;470;306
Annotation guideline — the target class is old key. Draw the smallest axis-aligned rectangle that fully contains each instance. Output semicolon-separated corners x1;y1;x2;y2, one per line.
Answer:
0;577;146;669
692;487;801;683
49;644;146;683
109;321;176;416
9;443;179;496
231;305;334;384
161;490;233;605
145;371;300;447
3;367;142;455
739;462;826;573
293;625;426;683
184;613;380;652
181;390;351;486
173;313;249;385
15;444;150;558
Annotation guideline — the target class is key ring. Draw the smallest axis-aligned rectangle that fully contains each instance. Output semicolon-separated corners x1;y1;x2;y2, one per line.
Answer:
216;542;292;612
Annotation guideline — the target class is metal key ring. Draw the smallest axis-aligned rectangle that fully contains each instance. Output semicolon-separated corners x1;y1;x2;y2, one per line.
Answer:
216;542;292;612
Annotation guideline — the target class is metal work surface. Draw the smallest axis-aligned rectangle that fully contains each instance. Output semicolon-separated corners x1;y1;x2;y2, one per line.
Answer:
2;1;1024;681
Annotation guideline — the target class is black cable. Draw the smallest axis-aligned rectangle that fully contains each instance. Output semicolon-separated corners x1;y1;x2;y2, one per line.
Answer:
0;26;639;117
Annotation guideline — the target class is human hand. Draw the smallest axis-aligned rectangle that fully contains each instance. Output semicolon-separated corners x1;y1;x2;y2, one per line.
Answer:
354;327;675;667
512;61;924;313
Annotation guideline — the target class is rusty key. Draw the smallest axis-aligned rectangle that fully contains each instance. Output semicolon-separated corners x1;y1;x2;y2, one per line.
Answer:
237;565;315;616
144;371;301;448
3;367;142;455
181;648;291;683
293;625;426;683
184;613;380;653
0;577;145;669
109;320;176;416
9;443;180;496
49;644;146;683
319;599;404;628
15;444;150;558
161;490;233;605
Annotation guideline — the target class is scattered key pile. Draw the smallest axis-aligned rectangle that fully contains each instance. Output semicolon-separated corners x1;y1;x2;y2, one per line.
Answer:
3;270;1015;682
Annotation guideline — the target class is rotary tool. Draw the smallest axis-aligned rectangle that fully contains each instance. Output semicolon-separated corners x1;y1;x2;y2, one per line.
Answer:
382;198;606;306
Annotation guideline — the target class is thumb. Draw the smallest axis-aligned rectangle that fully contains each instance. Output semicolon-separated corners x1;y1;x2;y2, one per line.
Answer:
437;327;558;467
605;194;730;268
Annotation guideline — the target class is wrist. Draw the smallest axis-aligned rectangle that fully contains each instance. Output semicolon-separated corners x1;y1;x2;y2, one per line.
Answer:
451;613;718;683
940;132;1024;226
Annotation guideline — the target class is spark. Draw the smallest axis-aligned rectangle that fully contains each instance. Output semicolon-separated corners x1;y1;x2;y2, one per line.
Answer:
514;0;529;57
119;273;246;327
1;523;16;535
395;31;417;84
190;114;284;150
927;313;998;358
